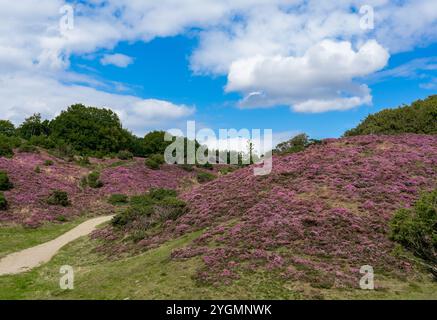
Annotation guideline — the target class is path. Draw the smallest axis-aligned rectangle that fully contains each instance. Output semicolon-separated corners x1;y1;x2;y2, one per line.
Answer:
0;215;113;276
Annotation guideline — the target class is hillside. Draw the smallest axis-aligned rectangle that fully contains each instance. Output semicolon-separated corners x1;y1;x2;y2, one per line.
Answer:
0;134;436;299
94;134;437;289
0;151;195;227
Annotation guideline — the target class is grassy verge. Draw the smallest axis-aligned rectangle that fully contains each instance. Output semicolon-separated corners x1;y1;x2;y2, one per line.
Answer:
1;226;436;299
0;217;88;259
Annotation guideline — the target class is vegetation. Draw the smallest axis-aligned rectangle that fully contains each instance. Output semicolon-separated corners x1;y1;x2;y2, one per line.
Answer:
196;171;216;183
345;95;437;136
111;188;187;233
390;189;437;277
145;154;165;170
44;160;54;166
0;120;16;137
47;190;71;207
0;171;13;191
274;133;321;155
86;171;103;188
108;194;129;205
0;192;8;210
117;150;133;160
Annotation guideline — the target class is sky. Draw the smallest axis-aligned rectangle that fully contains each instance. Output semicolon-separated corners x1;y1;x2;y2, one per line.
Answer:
0;0;436;146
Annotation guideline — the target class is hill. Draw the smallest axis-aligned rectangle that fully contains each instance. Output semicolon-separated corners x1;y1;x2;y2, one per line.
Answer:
95;134;437;289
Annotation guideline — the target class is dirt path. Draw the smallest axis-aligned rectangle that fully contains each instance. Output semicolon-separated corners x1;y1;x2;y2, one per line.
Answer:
0;215;113;276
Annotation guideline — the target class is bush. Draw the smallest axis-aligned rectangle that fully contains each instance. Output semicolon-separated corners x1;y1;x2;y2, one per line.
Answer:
34;166;41;174
111;188;186;229
0;171;13;191
345;95;437;136
179;164;194;172
149;188;177;200
18;143;39;153
87;171;103;188
117;150;133;160
390;189;437;275
108;194;129;205
196;171;216;183
76;156;90;167
0;192;8;210
219;166;235;175
47;190;71;206
145;154;165;170
44;160;54;166
0;135;17;158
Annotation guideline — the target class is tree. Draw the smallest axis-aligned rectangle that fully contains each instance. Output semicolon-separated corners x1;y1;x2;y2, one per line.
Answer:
0;120;16;137
344;95;437;136
18;114;50;139
143;131;173;157
274;133;309;154
49;104;131;154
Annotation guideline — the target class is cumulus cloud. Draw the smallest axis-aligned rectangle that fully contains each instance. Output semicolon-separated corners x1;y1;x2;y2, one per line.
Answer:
0;73;194;136
225;40;388;112
0;0;436;121
100;53;134;67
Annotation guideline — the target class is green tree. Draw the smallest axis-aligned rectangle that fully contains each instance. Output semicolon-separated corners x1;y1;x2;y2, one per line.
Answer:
49;104;131;154
0;120;16;137
18;114;50;139
345;95;437;136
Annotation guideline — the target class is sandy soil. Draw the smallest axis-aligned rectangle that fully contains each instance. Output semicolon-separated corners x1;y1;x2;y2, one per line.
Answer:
0;215;113;276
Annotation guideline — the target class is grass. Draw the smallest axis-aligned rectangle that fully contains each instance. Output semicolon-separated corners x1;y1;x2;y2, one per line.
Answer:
0;217;87;259
1;223;437;299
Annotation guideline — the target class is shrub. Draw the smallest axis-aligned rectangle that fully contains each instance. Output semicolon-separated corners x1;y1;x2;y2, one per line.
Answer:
117;150;133;160
34;166;41;174
0;171;13;191
390;189;437;275
219;166;235;175
0;192;8;210
149;188;177;200
179;164;194;172
196;171;216;183
18;143;39;153
108;194;129;205
111;188;187;229
47;190;71;206
44;160;54;166
76;156;90;166
145;154;165;170
87;171;103;188
0;137;15;158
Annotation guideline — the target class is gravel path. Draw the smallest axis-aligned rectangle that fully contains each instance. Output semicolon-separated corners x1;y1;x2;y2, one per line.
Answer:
0;215;113;276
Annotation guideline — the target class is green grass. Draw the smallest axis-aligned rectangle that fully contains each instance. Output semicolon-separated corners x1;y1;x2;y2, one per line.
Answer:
0;217;87;259
1;225;437;299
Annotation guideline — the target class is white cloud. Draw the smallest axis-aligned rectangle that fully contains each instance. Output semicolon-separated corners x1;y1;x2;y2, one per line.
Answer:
0;0;436;121
225;40;388;112
0;73;194;136
100;53;134;67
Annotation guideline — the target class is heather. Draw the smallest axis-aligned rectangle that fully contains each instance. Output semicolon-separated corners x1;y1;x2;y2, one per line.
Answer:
0;152;195;227
96;134;437;288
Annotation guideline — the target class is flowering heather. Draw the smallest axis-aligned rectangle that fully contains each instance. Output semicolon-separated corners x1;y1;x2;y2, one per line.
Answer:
138;134;436;287
0;152;194;227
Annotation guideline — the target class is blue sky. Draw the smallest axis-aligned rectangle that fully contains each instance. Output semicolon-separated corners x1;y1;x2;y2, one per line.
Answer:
71;37;436;140
1;0;436;144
